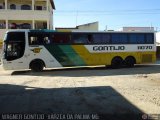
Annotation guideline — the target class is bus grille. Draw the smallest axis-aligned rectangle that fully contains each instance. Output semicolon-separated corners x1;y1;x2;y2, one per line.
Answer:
142;54;153;63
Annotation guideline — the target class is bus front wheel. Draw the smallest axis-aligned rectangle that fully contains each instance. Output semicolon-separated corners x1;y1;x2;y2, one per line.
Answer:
30;60;44;72
111;57;123;69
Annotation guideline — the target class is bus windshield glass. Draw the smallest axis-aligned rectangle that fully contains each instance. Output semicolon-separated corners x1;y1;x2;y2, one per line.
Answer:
4;32;25;61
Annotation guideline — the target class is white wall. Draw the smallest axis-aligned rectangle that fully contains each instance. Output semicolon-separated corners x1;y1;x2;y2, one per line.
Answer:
0;29;6;40
156;32;160;44
123;27;154;32
0;10;50;20
77;22;99;31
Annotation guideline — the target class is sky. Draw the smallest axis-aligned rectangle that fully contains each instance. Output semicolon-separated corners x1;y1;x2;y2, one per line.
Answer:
54;0;160;31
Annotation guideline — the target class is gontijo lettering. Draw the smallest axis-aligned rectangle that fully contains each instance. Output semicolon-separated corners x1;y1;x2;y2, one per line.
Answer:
93;46;125;51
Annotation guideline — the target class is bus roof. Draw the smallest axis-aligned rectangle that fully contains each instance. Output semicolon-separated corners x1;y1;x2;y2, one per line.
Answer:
29;29;155;33
30;29;56;33
6;29;155;34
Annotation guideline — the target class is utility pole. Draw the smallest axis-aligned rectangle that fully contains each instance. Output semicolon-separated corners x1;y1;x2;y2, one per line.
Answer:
105;25;108;31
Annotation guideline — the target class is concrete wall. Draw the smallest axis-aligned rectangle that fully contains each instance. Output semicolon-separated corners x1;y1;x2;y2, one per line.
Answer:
77;22;99;31
123;27;154;32
56;22;99;31
0;10;50;21
0;30;5;59
0;29;6;50
156;32;160;46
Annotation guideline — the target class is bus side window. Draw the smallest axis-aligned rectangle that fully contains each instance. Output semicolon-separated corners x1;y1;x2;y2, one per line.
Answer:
120;34;128;44
92;34;102;44
111;34;120;44
129;34;137;44
53;34;71;44
111;33;128;44
31;37;38;45
87;34;93;44
93;34;111;44
49;35;54;44
29;33;51;45
102;34;111;44
29;33;38;45
146;34;154;44
44;37;50;44
129;34;145;44
29;36;38;45
137;34;145;44
72;34;88;44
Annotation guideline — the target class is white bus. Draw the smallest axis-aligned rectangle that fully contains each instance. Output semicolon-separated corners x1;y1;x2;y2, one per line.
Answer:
1;30;156;72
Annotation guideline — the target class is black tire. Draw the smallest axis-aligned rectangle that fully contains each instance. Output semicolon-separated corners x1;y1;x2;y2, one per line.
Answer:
125;57;136;68
111;57;123;69
30;60;44;72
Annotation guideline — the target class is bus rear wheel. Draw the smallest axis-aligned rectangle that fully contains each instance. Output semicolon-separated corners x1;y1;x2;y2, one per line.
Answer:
30;60;44;72
125;56;136;68
111;57;123;69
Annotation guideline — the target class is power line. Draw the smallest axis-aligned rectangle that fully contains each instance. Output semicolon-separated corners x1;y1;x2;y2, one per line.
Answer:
55;9;160;13
54;9;160;16
54;13;160;16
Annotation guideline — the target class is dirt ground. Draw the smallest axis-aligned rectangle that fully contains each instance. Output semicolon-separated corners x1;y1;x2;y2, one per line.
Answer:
0;64;160;117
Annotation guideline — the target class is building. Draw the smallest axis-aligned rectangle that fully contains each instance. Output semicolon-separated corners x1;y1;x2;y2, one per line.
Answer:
123;27;154;32
0;0;55;44
156;32;160;45
56;22;99;31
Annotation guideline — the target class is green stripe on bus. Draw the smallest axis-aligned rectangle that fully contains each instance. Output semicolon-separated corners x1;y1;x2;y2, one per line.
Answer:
58;45;86;66
44;45;86;67
44;45;74;66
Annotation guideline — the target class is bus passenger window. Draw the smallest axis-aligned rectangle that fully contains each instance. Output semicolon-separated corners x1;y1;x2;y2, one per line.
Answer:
49;35;54;44
52;34;71;44
111;34;120;44
130;34;137;44
37;36;45;45
28;33;38;45
120;34;128;44
102;34;111;44
129;34;145;44
92;34;102;44
146;34;154;44
29;33;51;45
30;37;38;45
72;34;88;44
87;34;93;44
44;37;50;44
92;34;111;44
111;34;128;44
137;34;145;44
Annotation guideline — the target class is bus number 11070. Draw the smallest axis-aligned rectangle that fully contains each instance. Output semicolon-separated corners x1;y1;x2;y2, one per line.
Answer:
138;46;153;50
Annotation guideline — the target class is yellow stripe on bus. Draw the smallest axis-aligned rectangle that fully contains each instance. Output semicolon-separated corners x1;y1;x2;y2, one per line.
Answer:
72;45;156;65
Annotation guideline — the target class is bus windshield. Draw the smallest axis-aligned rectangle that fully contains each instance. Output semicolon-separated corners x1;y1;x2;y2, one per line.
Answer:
3;32;25;61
